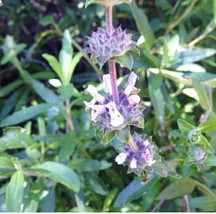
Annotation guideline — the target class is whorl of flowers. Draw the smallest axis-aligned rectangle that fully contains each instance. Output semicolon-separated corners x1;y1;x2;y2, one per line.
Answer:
84;26;138;67
187;146;206;164
115;135;157;175
84;72;144;132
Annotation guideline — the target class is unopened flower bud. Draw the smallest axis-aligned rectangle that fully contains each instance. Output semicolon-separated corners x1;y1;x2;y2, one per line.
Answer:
84;26;138;67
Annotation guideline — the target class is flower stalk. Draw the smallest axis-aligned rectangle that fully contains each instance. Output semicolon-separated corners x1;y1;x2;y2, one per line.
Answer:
106;5;119;104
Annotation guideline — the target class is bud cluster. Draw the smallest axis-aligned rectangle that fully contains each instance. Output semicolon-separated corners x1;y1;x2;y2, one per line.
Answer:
84;26;138;67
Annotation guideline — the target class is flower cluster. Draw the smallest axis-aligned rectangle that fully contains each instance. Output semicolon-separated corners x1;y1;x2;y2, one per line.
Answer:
83;1;166;177
84;26;138;67
84;72;144;132
115;135;157;175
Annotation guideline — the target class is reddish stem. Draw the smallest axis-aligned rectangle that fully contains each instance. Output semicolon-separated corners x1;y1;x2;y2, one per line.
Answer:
106;6;113;33
106;6;119;103
108;60;119;103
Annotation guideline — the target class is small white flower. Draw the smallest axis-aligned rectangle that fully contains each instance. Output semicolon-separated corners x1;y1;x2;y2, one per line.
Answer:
124;72;138;96
105;102;124;127
115;152;128;164
130;158;137;169
103;74;112;95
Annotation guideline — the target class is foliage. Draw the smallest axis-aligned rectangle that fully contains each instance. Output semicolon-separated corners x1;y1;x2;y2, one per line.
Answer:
0;0;216;212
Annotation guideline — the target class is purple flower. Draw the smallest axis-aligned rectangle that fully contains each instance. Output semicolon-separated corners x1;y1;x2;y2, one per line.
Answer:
115;135;157;175
84;26;138;67
84;72;144;132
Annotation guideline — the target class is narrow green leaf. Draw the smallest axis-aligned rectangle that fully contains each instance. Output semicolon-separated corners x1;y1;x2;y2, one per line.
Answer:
42;53;63;82
59;29;73;83
176;48;216;65
158;178;195;200
6;171;25;212
190;196;216;211
31;161;80;192
114;177;160;207
192;78;210;110
214;0;216;24
0;103;54;127
67;52;83;84
149;74;164;126
69;159;112;171
0;127;35;151
131;1;155;49
21;70;60;104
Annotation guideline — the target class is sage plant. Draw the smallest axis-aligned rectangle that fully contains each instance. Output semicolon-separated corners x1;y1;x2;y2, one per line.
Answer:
84;0;172;177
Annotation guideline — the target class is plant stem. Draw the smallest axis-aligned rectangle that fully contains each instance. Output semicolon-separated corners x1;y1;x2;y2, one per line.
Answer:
165;0;197;34
66;99;74;133
192;179;216;197
108;60;119;103
106;5;119;103
182;195;190;212
151;200;165;212
189;19;215;47
106;6;113;33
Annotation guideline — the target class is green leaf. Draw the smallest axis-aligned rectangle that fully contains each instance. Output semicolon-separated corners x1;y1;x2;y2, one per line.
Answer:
69;159;112;171
192;78;210;110
21;70;60;104
0;127;35;151
59;29;73;83
148;68;192;86
31;161;80;192
190;196;216;211
176;48;216;65
0;104;54;127
67;52;83;84
6;171;25;212
177;119;195;136
112;54;133;69
158;178;195;200
102;131;117;144
22;179;41;212
199;118;216;132
131;1;155;49
148;74;164;126
199;135;214;152
114;177;160;207
42;53;63;82
39;15;54;26
86;174;108;196
0;155;15;174
59;131;76;163
205;156;216;166
57;84;80;101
